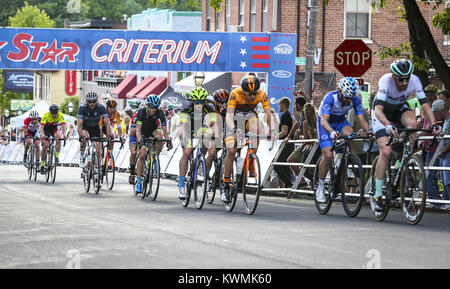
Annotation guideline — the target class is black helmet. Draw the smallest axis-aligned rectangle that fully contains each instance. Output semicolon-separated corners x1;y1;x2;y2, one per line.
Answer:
241;75;260;93
390;59;414;77
49;104;59;115
213;89;229;103
106;98;117;108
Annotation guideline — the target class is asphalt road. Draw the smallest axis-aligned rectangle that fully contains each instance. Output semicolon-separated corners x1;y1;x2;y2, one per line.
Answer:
1;164;450;269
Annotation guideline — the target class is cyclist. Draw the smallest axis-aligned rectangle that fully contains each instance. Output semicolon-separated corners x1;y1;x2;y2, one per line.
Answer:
212;88;229;150
39;104;67;174
315;77;373;203
77;91;111;168
135;94;172;194
100;98;126;151
372;59;441;211
221;75;272;203
23;110;41;165
178;87;218;199
128;102;145;185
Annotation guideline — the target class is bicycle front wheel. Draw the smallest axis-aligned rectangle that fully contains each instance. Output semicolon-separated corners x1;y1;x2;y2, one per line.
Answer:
45;151;51;183
224;159;238;212
105;152;115;191
242;153;261;215
368;156;391;221
341;153;365;217
400;155;426;225
194;155;207;209
92;152;102;194
207;158;219;204
313;155;334;215
148;155;160;201
27;149;33;180
50;150;57;184
83;154;91;193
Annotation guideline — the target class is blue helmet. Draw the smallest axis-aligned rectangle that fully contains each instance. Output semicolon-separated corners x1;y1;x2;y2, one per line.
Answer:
339;77;358;99
146;94;161;108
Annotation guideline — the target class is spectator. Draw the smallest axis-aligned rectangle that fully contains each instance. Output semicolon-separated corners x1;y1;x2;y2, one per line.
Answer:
364;92;379;164
434;99;450;206
67;123;76;139
274;97;295;188
437;89;450;109
123;115;131;135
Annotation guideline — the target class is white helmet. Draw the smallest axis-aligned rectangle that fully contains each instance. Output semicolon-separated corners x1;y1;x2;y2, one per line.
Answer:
85;91;98;102
29;110;39;119
339;77;358;99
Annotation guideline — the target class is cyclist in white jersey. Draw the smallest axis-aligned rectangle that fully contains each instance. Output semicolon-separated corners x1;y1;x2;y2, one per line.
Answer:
372;59;441;211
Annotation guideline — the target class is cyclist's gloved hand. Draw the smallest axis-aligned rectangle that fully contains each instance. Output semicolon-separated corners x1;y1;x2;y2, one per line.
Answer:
432;123;442;135
386;124;397;136
367;129;375;140
79;135;85;142
330;130;340;140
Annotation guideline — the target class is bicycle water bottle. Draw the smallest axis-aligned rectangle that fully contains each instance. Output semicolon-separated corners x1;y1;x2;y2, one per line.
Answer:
394;160;401;170
236;157;245;174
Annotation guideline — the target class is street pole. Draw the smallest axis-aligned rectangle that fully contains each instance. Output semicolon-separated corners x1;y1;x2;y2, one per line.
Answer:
304;0;319;100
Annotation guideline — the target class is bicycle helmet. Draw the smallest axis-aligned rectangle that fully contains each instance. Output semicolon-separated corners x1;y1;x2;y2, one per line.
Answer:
339;77;358;99
49;104;59;115
213;89;230;103
241;75;260;93
146;94;161;108
86;91;98;102
106;98;117;108
190;87;208;101
29;110;39;119
390;59;414;77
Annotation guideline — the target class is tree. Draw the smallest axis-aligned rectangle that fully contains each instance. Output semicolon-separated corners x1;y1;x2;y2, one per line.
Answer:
8;2;55;28
60;96;79;117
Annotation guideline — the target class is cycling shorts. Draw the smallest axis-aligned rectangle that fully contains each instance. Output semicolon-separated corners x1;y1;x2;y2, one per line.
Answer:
371;103;411;139
317;117;351;149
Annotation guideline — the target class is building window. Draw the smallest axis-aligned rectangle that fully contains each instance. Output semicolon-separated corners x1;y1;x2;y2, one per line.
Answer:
345;0;371;38
206;0;211;31
226;0;231;31
239;0;245;26
250;0;256;32
262;0;268;32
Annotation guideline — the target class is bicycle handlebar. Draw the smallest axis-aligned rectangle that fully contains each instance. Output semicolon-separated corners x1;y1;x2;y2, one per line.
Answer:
386;128;432;146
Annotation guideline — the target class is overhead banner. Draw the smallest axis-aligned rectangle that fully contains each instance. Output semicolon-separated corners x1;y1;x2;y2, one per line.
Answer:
0;27;296;111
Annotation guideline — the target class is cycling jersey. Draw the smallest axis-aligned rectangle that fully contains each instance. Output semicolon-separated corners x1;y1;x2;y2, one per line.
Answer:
99;111;121;128
180;103;216;125
228;87;270;113
374;73;427;112
136;108;166;137
40;112;66;127
78;103;108;128
317;91;363;149
24;117;41;132
130;112;139;129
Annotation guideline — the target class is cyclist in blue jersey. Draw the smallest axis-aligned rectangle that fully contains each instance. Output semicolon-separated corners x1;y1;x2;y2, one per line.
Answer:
372;59;441;211
316;77;373;203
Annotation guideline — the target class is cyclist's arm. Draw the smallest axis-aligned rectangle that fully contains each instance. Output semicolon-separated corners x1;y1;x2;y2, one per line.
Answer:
356;113;372;133
225;106;235;132
286;120;300;140
104;117;112;136
374;104;391;127
77;118;84;137
263;107;272;135
320;114;334;134
136;123;142;143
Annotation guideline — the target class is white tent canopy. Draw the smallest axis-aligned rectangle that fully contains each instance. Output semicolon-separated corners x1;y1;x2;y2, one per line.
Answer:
9;101;76;129
173;72;230;93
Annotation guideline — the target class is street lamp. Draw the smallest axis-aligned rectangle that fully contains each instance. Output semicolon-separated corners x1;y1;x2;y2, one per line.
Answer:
68;101;75;114
194;72;205;87
103;92;112;104
4;109;9;126
17;108;23;116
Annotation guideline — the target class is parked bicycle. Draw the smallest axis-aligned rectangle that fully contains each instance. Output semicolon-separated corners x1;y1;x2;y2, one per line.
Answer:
313;133;370;217
43;136;65;184
134;137;170;201
224;133;263;215
369;128;430;225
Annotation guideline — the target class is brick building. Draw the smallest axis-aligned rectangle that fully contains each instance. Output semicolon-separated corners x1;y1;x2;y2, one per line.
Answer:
203;0;449;105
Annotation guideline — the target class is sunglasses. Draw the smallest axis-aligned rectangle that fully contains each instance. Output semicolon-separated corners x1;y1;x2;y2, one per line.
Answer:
87;100;97;104
193;100;206;105
396;76;410;83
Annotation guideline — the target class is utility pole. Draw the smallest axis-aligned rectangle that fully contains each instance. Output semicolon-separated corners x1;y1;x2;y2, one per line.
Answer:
304;0;319;100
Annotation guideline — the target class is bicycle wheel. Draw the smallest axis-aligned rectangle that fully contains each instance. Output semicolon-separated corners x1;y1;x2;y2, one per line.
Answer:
105;152;115;191
242;153;261;215
400;155;426;225
207;158;219;204
83;153;91;193
50;149;57;184
148;154;160;201
27;149;33;180
45;150;51;183
181;163;193;208
368;156;391;221
313;155;334;215
193;155;207;209
224;159;238;212
92;152;102;194
33;150;38;181
141;162;149;200
341;153;365;217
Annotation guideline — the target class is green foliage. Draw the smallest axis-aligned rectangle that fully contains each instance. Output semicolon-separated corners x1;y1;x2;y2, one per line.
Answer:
60;96;79;117
433;7;450;35
147;0;201;11
375;43;431;74
8;2;55;28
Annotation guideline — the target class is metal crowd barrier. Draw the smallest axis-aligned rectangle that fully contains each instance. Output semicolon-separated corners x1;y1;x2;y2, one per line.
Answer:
262;135;450;207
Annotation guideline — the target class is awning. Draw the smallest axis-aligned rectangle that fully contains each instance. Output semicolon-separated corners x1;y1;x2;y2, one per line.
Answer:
111;74;137;99
173;72;231;94
126;76;156;99
136;77;168;100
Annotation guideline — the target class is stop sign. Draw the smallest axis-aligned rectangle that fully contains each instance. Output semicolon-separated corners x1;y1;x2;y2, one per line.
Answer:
334;39;372;77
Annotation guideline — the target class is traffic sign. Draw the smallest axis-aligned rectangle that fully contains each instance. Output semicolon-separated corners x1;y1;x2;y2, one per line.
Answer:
334;39;372;77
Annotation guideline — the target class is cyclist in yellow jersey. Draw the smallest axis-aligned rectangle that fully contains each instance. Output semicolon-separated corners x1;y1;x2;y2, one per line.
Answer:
39;104;67;174
221;75;272;203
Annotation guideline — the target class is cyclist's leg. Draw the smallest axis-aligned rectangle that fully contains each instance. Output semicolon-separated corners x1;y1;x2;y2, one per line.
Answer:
54;130;63;160
372;109;392;201
129;126;137;176
400;109;417;150
136;144;147;179
153;129;163;155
